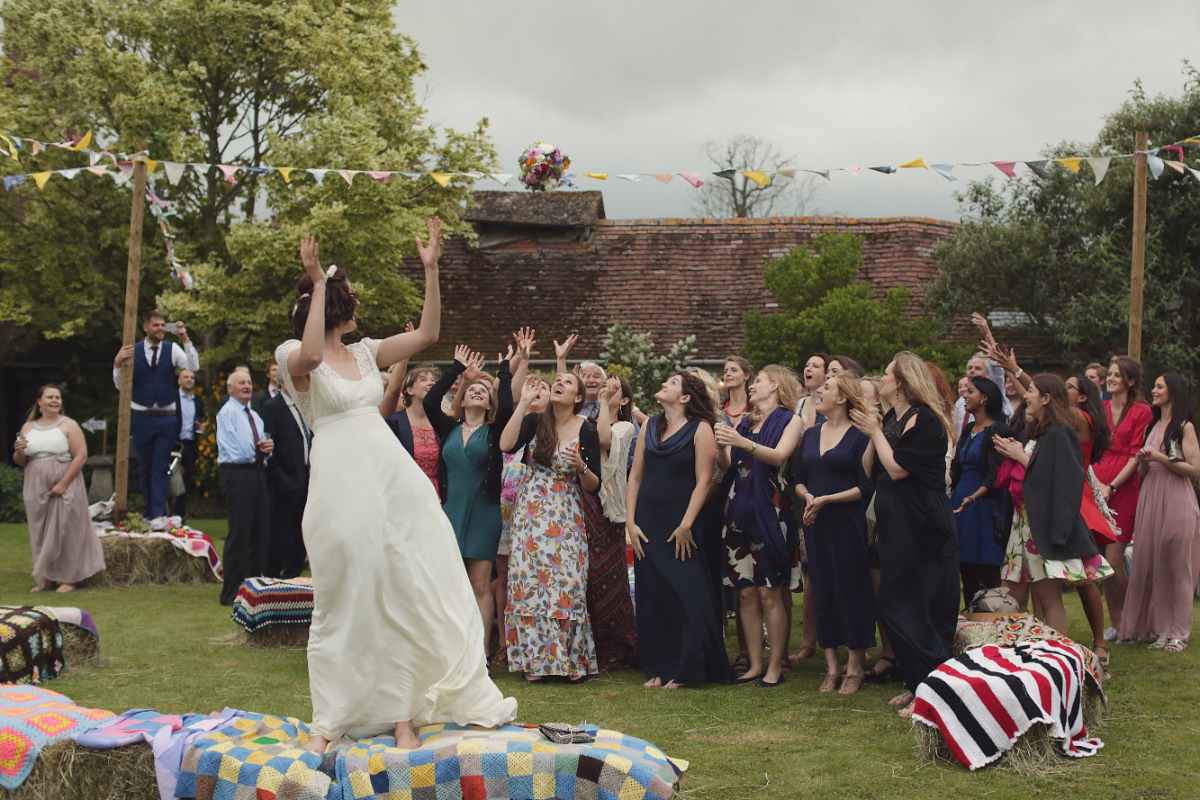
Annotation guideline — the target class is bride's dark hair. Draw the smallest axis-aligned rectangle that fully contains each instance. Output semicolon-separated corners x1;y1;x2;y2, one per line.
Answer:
532;373;584;467
289;269;358;338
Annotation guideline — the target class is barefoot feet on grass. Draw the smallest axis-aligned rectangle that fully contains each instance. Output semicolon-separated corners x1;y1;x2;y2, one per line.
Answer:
897;701;915;719
644;677;663;688
55;583;75;593
888;690;914;707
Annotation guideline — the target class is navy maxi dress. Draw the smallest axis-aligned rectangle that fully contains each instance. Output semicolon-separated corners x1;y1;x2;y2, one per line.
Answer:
633;417;733;685
790;422;876;650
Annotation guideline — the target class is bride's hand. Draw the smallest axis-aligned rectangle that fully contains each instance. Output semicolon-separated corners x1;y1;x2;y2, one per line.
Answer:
300;236;324;286
415;217;442;270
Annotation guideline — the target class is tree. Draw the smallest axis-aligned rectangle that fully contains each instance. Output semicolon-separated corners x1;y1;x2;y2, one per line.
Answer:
600;323;697;412
741;233;952;373
693;134;821;218
0;0;495;372
926;63;1200;378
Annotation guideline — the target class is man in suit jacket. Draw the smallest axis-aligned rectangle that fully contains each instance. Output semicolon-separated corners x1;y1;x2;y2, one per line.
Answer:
260;384;310;579
173;369;206;521
250;359;280;415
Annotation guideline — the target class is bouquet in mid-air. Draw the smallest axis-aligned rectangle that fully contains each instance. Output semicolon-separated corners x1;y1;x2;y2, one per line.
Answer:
519;141;570;191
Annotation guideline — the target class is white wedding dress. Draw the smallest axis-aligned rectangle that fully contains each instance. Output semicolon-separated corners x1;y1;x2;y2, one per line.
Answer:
276;337;517;741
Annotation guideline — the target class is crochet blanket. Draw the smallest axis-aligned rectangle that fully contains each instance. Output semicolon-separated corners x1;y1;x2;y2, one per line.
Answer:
38;606;99;640
231;577;315;633
0;605;64;685
0;685;116;789
94;517;222;579
913;639;1104;770
953;614;1106;687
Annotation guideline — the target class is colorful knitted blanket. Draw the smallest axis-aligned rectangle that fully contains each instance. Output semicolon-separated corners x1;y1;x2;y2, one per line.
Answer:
0;606;64;686
0;685;116;789
913;639;1104;770
94;518;222;579
953;614;1106;687
37;606;99;641
231;577;315;633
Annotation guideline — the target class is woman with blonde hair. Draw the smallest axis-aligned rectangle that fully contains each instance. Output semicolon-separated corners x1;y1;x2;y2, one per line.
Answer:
716;365;805;687
791;373;875;694
849;352;958;717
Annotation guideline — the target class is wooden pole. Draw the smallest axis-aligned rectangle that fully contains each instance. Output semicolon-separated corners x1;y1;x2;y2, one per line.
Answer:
1128;130;1148;360
113;159;148;522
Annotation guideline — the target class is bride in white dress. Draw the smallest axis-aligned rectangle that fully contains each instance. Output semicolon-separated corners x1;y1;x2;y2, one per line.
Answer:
276;219;517;753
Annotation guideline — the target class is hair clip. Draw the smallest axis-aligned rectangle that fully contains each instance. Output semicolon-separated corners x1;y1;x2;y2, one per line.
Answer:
325;265;338;278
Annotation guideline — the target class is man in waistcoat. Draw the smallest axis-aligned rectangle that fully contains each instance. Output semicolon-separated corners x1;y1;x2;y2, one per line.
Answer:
113;310;200;519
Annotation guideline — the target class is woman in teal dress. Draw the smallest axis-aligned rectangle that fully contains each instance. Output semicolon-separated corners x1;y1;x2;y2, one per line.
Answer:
424;344;515;651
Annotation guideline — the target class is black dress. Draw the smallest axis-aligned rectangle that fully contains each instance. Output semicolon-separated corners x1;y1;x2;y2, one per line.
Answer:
872;405;959;694
633;417;733;685
790;422;876;650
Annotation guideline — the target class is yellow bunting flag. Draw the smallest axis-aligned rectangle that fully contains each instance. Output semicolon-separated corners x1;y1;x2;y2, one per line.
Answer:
31;171;52;189
899;158;927;169
429;173;452;187
585;172;608;180
277;167;295;183
0;135;17;160
143;159;158;174
1058;157;1081;173
72;131;92;151
742;170;771;187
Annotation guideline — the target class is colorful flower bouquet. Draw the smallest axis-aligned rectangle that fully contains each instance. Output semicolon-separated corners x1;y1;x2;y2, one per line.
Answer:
519;141;571;191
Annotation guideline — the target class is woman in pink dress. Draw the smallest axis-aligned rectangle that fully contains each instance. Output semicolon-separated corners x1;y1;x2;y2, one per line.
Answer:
1092;356;1152;638
1119;373;1200;652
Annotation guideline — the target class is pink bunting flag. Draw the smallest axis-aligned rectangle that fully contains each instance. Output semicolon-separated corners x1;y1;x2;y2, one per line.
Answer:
1161;145;1184;163
677;172;704;188
86;165;110;177
843;167;862;176
217;164;240;183
992;161;1018;178
1164;160;1186;174
647;173;674;184
367;170;390;182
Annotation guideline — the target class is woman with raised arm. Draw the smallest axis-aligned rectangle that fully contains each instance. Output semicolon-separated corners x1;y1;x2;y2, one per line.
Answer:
848;352;958;718
383;362;442;487
715;365;804;688
1120;374;1200;653
500;372;602;682
627;372;732;688
276;221;515;754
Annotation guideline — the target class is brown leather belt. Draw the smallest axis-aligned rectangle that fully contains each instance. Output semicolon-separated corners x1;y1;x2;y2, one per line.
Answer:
133;408;176;417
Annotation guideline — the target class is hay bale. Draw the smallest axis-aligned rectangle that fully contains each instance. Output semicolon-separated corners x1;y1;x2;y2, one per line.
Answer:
227;624;310;649
61;625;99;671
89;536;217;587
5;741;156;800
952;620;1001;654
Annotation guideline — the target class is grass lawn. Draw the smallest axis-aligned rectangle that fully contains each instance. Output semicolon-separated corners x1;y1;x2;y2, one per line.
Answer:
2;520;1198;798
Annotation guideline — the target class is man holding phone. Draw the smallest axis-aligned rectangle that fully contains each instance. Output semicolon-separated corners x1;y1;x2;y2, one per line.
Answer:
113;310;200;519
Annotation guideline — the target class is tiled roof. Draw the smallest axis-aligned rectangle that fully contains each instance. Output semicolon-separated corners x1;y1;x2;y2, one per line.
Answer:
398;193;958;361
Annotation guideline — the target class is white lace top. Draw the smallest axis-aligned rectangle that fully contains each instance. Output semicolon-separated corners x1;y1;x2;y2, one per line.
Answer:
599;420;635;523
274;338;383;428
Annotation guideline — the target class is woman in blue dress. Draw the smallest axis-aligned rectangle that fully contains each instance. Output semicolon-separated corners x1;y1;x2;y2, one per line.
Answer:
791;374;875;695
949;376;1013;607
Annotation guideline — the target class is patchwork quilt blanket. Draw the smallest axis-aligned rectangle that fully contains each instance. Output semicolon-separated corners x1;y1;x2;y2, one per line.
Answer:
0;685;116;789
0;606;64;686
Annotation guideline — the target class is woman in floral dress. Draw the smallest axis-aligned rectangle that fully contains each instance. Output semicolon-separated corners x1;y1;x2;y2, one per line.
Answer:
499;373;601;682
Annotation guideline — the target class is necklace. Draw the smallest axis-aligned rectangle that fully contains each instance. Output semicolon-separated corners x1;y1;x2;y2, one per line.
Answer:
461;422;482;436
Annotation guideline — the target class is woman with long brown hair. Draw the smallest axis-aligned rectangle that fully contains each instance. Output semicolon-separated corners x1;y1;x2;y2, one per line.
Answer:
715;365;804;687
13;384;105;593
849;352;958;717
500;372;602;682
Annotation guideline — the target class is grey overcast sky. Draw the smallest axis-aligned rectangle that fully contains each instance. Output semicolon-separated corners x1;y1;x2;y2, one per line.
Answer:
392;1;1200;222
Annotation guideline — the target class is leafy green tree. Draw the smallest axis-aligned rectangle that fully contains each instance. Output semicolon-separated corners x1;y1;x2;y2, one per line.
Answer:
742;232;949;373
0;0;495;372
601;323;697;411
926;64;1200;377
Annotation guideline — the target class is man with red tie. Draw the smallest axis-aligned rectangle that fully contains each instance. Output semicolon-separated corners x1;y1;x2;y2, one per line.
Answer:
215;371;274;605
112;310;200;519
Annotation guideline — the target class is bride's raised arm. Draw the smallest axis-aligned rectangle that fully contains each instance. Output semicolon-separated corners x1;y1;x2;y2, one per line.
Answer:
376;217;442;368
288;236;330;384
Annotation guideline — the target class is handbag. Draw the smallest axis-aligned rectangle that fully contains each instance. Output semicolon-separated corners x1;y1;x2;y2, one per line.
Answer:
538;723;595;744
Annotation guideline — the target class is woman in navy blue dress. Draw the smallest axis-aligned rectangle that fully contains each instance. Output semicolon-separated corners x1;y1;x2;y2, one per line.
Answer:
626;372;732;688
791;374;876;695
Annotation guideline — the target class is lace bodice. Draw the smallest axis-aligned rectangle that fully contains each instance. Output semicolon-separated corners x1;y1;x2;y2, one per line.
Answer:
275;338;384;427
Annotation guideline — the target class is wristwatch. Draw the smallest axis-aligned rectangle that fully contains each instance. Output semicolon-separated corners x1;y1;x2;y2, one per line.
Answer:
748;442;758;454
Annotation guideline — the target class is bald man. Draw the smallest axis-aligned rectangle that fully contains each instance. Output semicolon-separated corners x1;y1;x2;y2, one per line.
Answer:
215;371;274;605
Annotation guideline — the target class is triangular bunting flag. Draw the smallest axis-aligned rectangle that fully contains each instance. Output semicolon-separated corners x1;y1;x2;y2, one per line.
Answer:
930;164;957;181
869;166;897;175
1189;167;1200;184
1147;155;1164;180
616;174;642;182
337;169;357;185
742;170;771;187
142;159;158;174
86;165;110;177
776;168;796;178
367;170;390;182
1;135;19;160
803;169;831;181
30;140;44;156
71;131;92;151
490;173;512;185
31;171;52;189
1164;160;1186;174
189;163;208;176
843;166;862;176
1058;157;1082;174
276;167;295;183
429;173;452;187
2;174;26;190
88;151;102;166
899;158;927;169
117;161;134;175
163;162;186;185
1185;137;1200;143
713;169;736;181
992;161;1018;178
308;169;328;185
585;173;609;180
648;173;674;184
1087;157;1110;185
1161;145;1183;162
218;164;240;183
465;171;484;180
677;172;704;188
1024;160;1050;178
59;167;82;180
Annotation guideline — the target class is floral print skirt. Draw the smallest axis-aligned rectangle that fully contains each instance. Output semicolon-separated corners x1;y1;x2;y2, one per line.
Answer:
1001;504;1114;585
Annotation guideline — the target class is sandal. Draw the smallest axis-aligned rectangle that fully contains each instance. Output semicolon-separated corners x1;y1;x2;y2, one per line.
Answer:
864;657;899;684
1163;638;1188;653
731;655;750;672
1148;635;1169;650
1092;643;1110;667
838;674;864;696
818;673;839;693
789;644;816;662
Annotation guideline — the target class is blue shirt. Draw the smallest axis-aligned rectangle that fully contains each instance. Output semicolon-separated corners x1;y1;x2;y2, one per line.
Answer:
216;398;265;465
179;391;197;440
